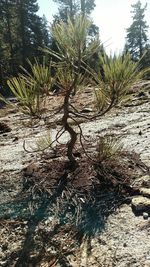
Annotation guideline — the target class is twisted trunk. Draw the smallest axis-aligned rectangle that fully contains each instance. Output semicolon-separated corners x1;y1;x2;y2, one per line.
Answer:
62;88;77;164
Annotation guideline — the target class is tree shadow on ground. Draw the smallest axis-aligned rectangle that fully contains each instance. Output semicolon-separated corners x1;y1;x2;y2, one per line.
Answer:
3;151;149;266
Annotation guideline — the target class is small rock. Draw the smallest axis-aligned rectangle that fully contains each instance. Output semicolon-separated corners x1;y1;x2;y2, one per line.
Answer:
0;251;5;258
2;133;8;137
140;188;150;198
81;107;93;113
143;212;149;220
138;91;146;97
12;136;18;142
132;196;150;213
139;130;142;135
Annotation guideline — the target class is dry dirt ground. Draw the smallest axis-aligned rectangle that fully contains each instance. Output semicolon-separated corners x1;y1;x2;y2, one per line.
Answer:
0;82;150;267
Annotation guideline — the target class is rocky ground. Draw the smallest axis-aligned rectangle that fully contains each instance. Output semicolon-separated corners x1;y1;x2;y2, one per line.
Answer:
0;82;150;267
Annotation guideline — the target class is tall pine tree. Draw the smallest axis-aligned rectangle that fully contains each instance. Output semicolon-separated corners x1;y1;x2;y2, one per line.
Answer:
16;0;50;65
52;0;98;36
53;0;95;21
0;0;18;91
0;0;51;94
125;0;149;60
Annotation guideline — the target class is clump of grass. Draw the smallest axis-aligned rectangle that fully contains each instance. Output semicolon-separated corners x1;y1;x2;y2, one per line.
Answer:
94;87;108;112
36;131;52;151
96;135;123;163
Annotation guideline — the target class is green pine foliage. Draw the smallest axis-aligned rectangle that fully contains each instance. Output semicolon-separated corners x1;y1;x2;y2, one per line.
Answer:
5;58;54;116
93;53;150;111
0;0;51;93
52;0;99;38
125;1;149;61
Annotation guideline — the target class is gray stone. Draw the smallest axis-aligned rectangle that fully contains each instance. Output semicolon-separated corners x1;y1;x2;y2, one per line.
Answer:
132;196;150;212
143;212;149;220
81;107;93;113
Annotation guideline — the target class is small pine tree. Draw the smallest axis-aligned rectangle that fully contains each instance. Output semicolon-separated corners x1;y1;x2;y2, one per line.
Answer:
3;15;150;165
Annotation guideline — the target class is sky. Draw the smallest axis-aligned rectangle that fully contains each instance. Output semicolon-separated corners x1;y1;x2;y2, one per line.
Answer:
37;0;150;54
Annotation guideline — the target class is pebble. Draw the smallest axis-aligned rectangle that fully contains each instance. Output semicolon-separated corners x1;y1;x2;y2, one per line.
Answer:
81;107;93;113
143;212;149;220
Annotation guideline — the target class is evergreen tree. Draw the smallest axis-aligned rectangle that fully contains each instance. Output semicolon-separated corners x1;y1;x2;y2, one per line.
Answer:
41;16;51;48
0;0;17;90
0;0;51;94
0;1;17;61
53;0;95;20
52;0;99;36
53;0;78;21
125;0;149;60
17;0;45;64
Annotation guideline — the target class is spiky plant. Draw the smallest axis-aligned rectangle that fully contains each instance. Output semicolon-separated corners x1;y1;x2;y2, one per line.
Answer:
21;58;54;95
93;53;149;112
7;77;38;115
5;58;54;116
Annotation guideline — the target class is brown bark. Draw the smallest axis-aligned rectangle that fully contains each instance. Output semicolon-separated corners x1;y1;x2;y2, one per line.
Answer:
62;87;77;164
5;0;13;59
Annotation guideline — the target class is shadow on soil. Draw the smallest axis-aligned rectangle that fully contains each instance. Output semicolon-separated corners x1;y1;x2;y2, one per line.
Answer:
2;152;150;267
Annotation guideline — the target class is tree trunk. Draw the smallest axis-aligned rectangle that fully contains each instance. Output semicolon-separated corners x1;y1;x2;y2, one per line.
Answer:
62;88;77;165
5;0;13;59
139;23;143;58
81;0;85;15
17;0;26;65
65;121;77;163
